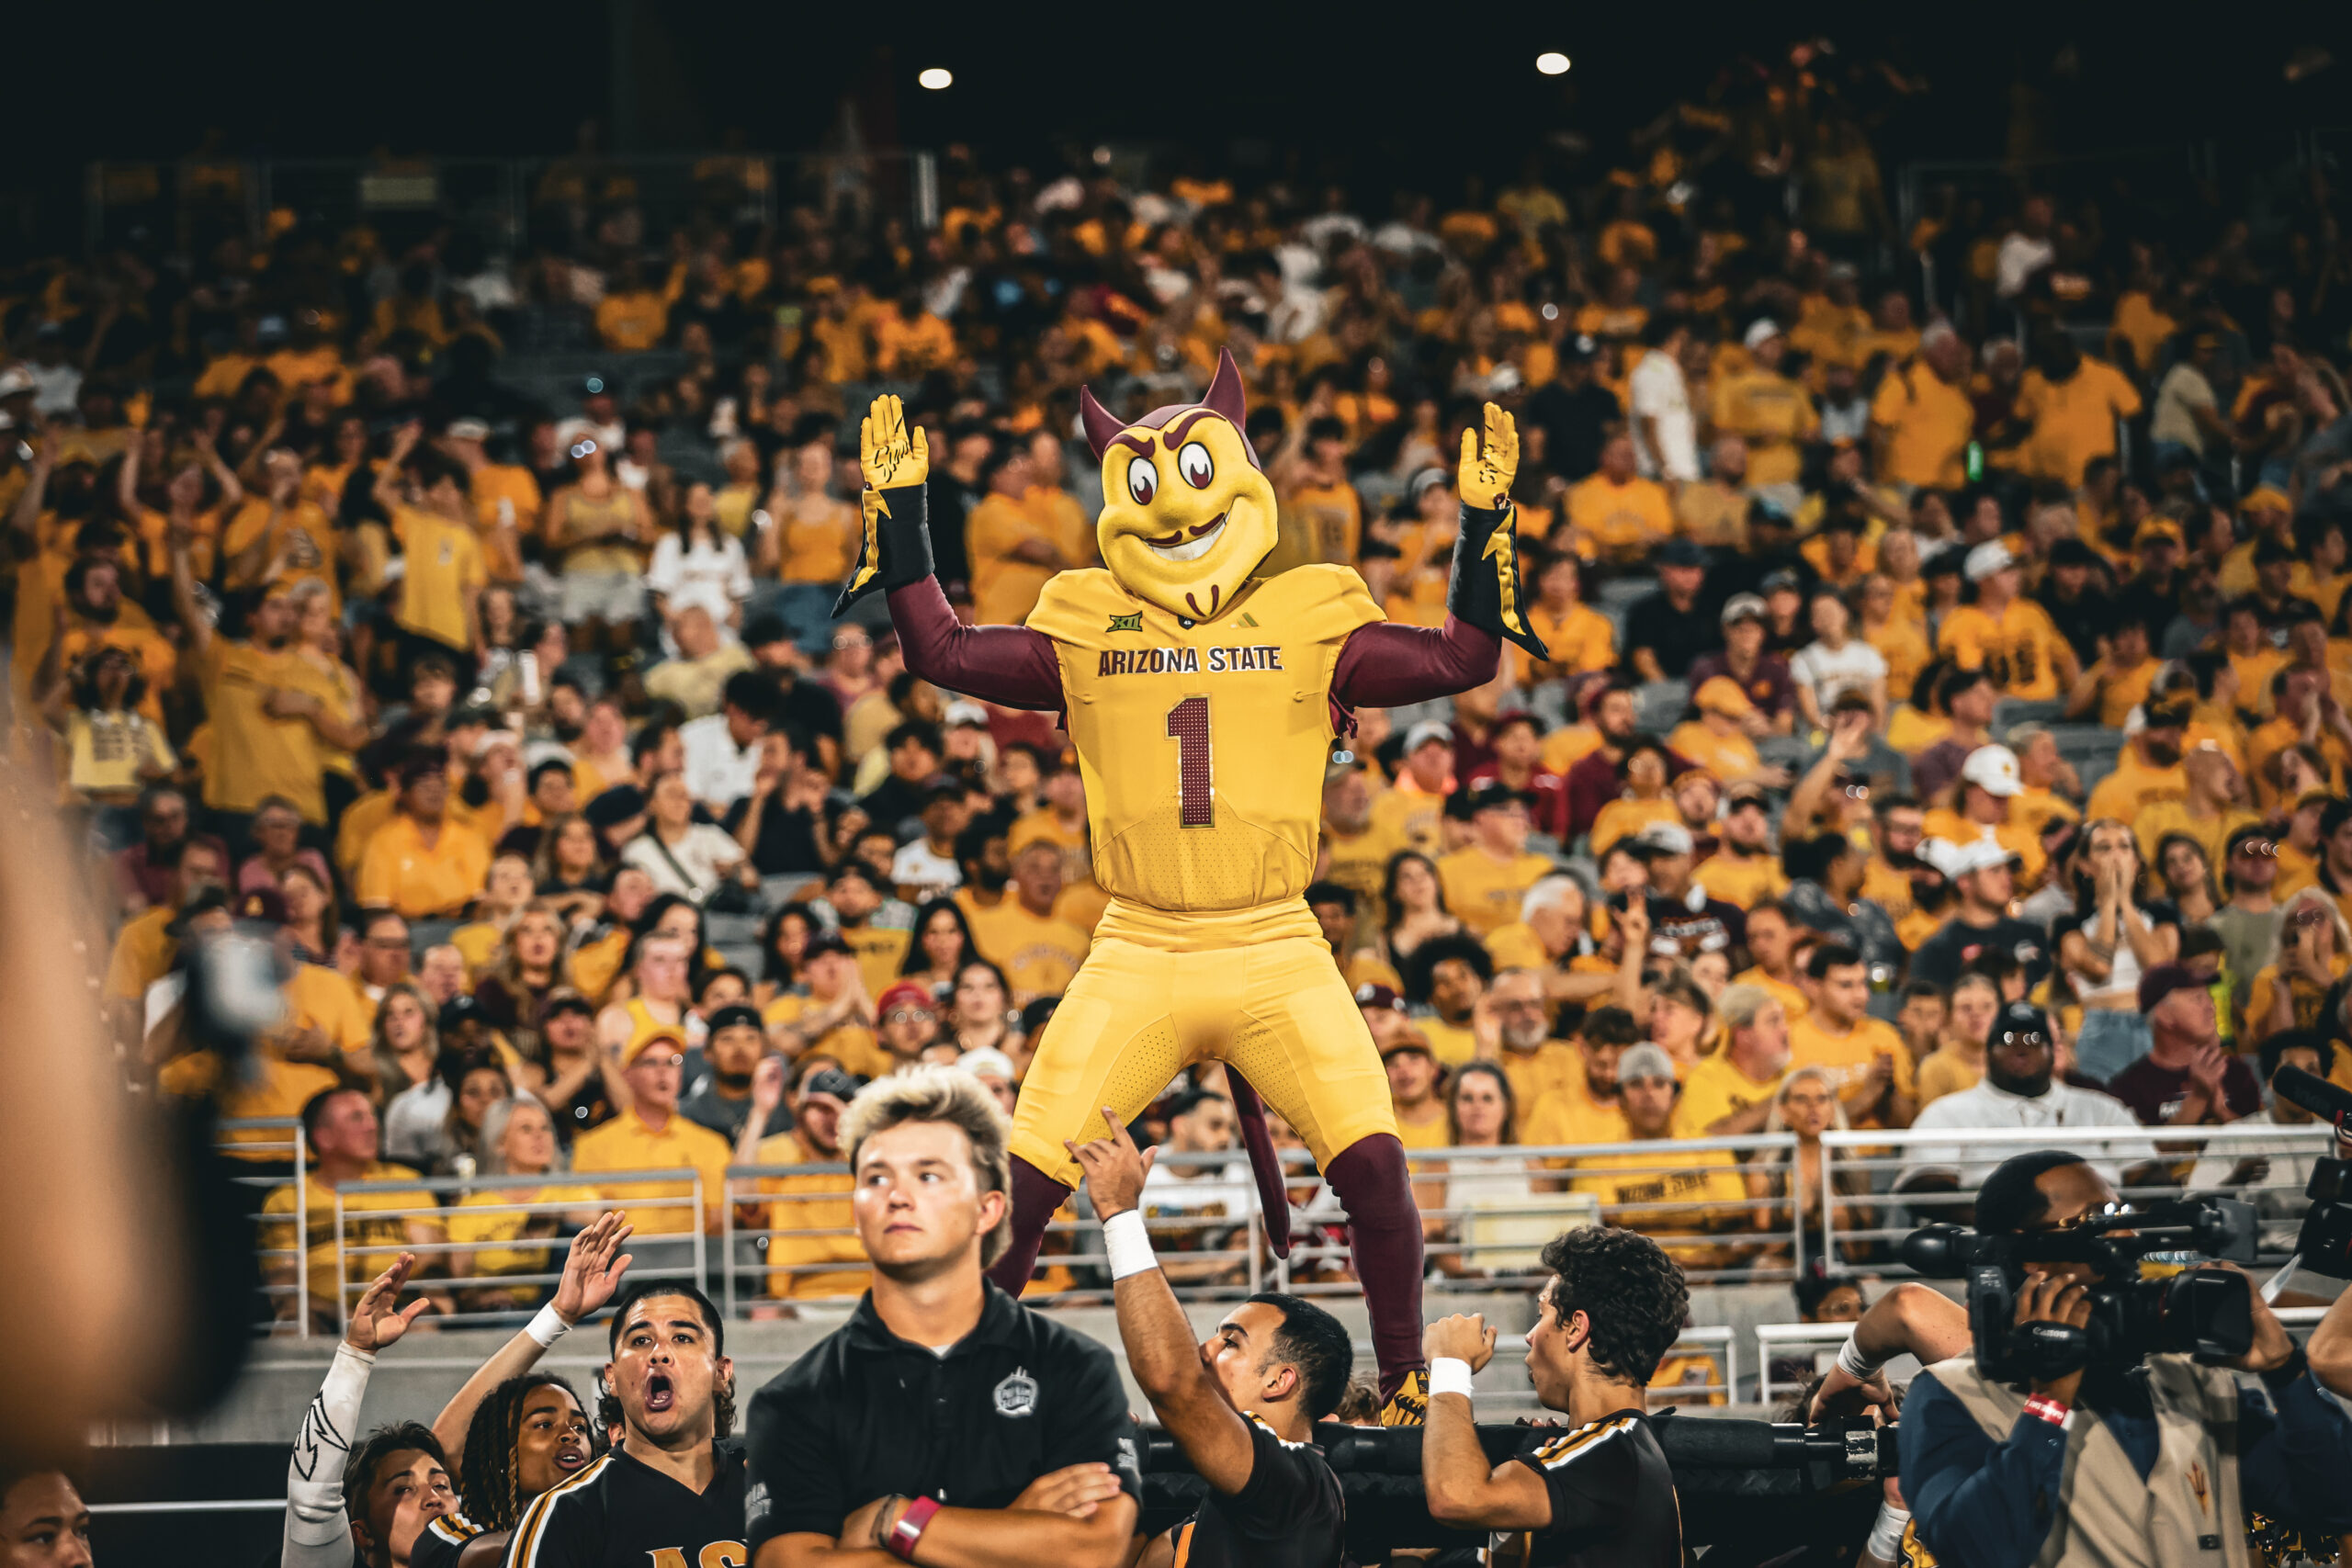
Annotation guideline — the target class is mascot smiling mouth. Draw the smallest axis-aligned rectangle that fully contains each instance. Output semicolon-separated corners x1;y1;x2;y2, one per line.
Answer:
1146;512;1227;561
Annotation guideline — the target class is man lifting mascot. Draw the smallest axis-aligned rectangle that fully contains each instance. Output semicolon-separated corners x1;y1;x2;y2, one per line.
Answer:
835;350;1544;1418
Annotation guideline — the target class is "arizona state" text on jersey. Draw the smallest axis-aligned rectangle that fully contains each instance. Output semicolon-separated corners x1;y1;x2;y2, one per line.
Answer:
1096;645;1286;677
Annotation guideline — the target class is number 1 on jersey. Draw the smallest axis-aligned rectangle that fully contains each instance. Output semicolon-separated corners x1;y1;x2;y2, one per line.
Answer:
1166;695;1214;827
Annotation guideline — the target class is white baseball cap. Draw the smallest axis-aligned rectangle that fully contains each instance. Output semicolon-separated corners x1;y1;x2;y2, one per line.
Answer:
1743;319;1783;352
1923;835;2015;879
1404;720;1453;754
1633;822;1696;857
1964;541;2017;582
0;366;35;400
1959;744;2024;798
957;1047;1016;1081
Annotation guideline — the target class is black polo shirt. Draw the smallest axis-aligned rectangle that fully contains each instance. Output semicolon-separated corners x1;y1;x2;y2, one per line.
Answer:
743;1281;1141;1552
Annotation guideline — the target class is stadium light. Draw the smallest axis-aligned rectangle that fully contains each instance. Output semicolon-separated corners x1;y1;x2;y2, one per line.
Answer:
1535;51;1571;75
919;66;954;90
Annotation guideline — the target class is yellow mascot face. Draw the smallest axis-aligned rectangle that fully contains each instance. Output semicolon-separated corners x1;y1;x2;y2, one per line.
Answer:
1080;349;1278;623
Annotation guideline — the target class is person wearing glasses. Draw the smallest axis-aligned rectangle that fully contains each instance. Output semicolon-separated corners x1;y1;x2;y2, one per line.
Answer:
872;981;943;1076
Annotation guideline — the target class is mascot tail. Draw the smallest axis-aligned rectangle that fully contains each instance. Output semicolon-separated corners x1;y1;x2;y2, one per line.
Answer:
1225;1067;1294;1258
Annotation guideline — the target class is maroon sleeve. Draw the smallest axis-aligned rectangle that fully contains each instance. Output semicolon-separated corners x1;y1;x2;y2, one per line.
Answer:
886;579;1065;711
1330;615;1500;708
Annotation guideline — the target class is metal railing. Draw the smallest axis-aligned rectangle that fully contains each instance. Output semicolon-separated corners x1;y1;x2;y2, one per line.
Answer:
219;1119;308;1338
1818;1122;2338;1269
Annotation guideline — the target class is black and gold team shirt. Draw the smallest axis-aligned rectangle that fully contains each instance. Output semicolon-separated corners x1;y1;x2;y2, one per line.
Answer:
743;1281;1141;1553
1162;1414;1344;1568
1509;1410;1682;1568
496;1439;746;1568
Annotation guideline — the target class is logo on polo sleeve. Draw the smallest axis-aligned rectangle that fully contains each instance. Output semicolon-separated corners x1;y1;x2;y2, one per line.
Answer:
992;1367;1038;1417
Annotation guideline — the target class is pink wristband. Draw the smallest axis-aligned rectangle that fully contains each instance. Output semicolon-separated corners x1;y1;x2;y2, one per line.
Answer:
887;1495;941;1562
2023;1394;2070;1427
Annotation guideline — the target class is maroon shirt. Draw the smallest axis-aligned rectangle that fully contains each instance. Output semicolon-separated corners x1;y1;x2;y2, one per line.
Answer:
2102;1055;2263;1126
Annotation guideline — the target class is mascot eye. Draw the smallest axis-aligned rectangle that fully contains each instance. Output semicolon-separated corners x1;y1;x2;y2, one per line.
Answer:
1178;441;1215;490
1126;456;1158;506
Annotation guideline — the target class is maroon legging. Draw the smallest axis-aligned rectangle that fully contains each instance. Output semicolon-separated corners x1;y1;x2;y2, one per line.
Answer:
988;1134;1426;1399
892;574;1487;1400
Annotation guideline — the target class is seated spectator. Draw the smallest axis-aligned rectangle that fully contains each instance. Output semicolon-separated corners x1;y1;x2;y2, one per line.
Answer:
763;929;885;1077
1623;539;1721;682
1641;962;1719;1073
385;1041;514;1176
678;671;775;816
646;480;752;651
1484;966;1578;1108
871;979;944;1075
1686;593;1799;735
447;852;537;976
1750;1066;1868;1262
1435;780;1553;937
1897;1000;2154;1194
1401;931;1492;1066
1691;784;1791;912
1922;743;2048;885
2152;831;2223;926
356;750;492;920
1382;848;1464;964
1678;983;1791;1136
1937;540;2078;702
104;834;227;1025
1138;1089;1255;1286
1908;838;2052;990
1790;587;1889;729
2052;818;2183;1081
1628;822;1748;964
679;1002;792;1144
1423;1061;1530;1280
445;1097;598;1313
569;1024;733;1245
2104;964;2261;1127
1790;943;1917;1129
1382;1031;1450;1151
470;900;570;1047
621;770;752;907
1906;668;1998;804
944;957;1021;1058
2248;886;2352;1049
362;981;442;1107
860;720;947;838
642;605;755;718
745;1062;870;1304
261;1086;447;1335
1589;739;1682;858
1731;899;1810;1022
1915;973;2001;1107
729;726;831;885
1570;1043;1752;1269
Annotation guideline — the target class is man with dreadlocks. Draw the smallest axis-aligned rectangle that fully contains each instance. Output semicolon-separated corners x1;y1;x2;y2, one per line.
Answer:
494;1279;747;1567
407;1213;634;1567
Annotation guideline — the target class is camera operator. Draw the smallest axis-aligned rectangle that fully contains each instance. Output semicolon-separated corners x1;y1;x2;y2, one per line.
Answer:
1887;1152;2352;1568
1419;1227;1687;1568
1069;1106;1352;1568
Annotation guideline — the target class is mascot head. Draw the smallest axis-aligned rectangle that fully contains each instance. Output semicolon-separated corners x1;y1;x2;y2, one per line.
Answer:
1079;348;1279;623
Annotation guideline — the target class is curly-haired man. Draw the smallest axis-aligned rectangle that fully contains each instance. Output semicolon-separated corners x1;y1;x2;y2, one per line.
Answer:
1419;1226;1690;1566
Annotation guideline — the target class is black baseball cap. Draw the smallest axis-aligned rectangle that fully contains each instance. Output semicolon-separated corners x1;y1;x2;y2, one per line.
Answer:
1657;539;1707;569
803;930;854;961
1986;1000;2051;1051
582;784;648;829
543;988;596;1020
706;1003;764;1035
800;1066;864;1102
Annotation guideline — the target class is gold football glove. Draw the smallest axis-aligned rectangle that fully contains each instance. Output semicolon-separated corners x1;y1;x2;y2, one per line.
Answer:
859;392;930;492
1456;401;1518;513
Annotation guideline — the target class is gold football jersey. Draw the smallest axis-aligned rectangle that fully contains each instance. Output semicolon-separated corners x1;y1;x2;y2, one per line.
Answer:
1026;565;1382;912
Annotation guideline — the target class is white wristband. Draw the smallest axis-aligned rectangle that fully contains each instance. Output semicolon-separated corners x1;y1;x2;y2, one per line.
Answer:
526;1304;575;1348
1429;1358;1476;1401
1102;1210;1159;1280
1836;1332;1883;1383
1866;1502;1911;1561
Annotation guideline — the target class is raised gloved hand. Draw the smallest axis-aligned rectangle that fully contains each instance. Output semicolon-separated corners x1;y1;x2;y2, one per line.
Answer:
837;393;935;614
1456;401;1519;513
1446;400;1548;660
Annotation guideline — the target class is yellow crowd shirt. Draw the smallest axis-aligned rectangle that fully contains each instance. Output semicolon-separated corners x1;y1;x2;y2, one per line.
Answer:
1435;847;1555;937
1676;1052;1788;1137
392;505;486;650
1519;1077;1631;1150
1691;851;1788;911
1936;599;2071;700
761;992;889;1079
2016;359;2143;484
197;637;327;823
1517;603;1617;686
1869;361;1974;489
752;1130;869;1300
569;1108;733;1235
1711;371;1820;487
2086;755;2189;828
260;1162;441;1307
447;1184;601;1282
356;816;493;919
967;899;1092;998
1026;566;1383;919
1496;1042;1586;1112
1789;1014;1917;1126
1565;474;1675;559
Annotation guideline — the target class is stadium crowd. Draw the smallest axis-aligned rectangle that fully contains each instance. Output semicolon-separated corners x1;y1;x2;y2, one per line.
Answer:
7;48;2351;1338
